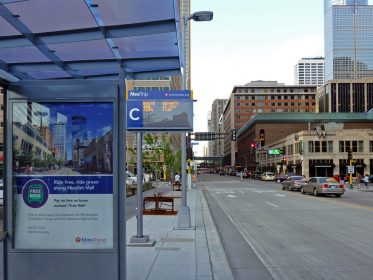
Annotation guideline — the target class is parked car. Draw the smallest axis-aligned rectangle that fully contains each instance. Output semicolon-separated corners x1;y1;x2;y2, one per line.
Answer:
252;171;263;180
126;171;137;185
0;179;3;206
218;170;226;176
261;172;275;181
282;175;307;191
301;177;344;197
369;175;373;183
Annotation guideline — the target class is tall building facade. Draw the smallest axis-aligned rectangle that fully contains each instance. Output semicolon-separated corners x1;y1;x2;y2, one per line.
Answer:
209;99;228;161
223;81;317;166
294;57;325;86
324;0;373;81
52;113;68;161
317;78;373;112
207;112;212;156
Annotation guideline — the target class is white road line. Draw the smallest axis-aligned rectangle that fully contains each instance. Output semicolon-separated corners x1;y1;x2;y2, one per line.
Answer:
254;190;275;194
265;201;279;208
275;194;286;197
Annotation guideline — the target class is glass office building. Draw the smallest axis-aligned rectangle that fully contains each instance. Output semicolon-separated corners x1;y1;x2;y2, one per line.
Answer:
324;0;373;80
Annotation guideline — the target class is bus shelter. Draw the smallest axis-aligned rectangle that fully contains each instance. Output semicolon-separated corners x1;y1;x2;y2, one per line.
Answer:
0;1;183;279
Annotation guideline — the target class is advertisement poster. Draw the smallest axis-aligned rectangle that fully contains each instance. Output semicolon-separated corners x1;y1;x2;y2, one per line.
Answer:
12;102;114;249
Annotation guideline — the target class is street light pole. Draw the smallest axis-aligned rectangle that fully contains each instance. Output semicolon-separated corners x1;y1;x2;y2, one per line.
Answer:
177;8;213;229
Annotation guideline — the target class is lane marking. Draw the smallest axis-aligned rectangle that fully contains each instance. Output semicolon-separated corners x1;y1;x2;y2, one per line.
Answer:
265;201;279;208
227;195;237;198
275;194;286;197
255;190;275;194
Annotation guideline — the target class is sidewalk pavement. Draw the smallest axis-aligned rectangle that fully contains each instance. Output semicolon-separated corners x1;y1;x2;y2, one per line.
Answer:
126;186;234;280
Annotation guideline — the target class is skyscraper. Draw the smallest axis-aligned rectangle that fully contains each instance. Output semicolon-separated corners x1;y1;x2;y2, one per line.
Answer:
53;112;67;161
294;57;325;86
72;115;88;166
324;0;373;80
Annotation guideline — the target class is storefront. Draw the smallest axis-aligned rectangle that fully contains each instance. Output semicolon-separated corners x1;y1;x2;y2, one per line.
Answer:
309;160;335;177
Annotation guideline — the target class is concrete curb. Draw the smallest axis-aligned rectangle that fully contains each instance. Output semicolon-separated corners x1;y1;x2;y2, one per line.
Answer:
198;189;235;280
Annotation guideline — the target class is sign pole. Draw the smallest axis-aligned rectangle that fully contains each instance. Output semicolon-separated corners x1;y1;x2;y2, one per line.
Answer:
129;132;152;244
349;159;353;189
177;132;191;228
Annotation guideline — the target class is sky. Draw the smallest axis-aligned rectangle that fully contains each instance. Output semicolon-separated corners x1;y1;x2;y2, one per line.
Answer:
190;0;325;156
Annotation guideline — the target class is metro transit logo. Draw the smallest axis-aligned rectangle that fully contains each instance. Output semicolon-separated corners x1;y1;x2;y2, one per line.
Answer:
75;236;107;244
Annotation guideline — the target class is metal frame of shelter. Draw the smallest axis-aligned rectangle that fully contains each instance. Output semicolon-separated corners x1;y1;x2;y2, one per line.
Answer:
0;1;183;280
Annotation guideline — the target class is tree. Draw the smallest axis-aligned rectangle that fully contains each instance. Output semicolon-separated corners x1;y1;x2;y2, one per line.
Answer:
127;133;181;188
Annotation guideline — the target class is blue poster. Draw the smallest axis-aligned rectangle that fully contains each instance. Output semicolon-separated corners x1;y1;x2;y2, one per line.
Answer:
12;102;114;249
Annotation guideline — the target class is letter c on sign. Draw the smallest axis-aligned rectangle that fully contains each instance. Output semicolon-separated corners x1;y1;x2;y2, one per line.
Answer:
129;108;140;121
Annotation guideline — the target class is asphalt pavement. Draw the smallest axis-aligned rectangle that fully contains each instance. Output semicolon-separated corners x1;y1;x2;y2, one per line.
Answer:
198;174;373;280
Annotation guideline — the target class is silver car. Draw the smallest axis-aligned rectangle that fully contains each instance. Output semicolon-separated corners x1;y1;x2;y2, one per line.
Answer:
301;177;344;197
282;175;307;191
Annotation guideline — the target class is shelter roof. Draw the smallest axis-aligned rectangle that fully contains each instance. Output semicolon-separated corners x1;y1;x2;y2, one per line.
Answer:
0;0;182;82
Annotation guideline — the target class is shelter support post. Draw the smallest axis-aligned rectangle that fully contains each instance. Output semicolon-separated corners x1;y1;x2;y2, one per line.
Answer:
177;132;192;229
129;132;154;246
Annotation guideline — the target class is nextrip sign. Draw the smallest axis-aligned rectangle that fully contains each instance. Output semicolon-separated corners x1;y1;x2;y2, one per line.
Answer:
126;90;193;131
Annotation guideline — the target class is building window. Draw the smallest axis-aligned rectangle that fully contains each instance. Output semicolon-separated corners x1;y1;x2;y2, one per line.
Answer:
328;141;333;153
315;141;320;153
370;141;373;152
308;141;314;153
322;141;327;153
309;141;333;153
340;140;360;153
358;141;363;153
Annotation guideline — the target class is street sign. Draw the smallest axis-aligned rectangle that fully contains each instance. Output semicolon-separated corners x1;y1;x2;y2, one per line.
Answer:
347;166;355;174
194;132;216;141
126;90;193;131
268;148;281;155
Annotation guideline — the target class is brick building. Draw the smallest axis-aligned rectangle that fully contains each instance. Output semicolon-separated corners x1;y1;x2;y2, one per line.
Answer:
223;81;317;166
236;112;373;174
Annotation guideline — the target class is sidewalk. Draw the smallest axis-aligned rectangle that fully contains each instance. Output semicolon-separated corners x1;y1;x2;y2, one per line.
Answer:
126;187;234;280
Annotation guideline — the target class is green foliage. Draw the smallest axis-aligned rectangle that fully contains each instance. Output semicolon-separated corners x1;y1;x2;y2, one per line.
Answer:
127;133;181;181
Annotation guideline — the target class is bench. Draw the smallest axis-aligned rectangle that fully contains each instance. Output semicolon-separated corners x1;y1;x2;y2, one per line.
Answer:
143;193;177;215
127;185;137;196
173;181;181;191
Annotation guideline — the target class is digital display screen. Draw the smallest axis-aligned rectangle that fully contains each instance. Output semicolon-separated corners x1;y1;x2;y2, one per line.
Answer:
127;100;193;130
126;90;193;131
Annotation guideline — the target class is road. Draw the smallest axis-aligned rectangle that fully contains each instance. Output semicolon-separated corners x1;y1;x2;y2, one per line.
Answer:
198;174;373;280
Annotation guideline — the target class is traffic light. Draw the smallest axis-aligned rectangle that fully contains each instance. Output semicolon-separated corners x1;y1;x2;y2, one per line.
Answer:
282;156;287;165
250;143;255;149
231;129;237;141
347;149;353;161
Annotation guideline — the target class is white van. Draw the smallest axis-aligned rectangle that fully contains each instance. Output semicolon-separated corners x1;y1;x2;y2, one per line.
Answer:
261;172;275;181
126;171;137;185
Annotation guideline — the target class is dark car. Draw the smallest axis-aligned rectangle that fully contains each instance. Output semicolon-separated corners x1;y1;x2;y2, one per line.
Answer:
252;171;262;180
282;175;307;191
218;170;226;176
275;173;294;183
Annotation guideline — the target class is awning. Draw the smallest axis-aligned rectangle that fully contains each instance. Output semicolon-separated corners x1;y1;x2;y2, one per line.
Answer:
0;0;182;82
